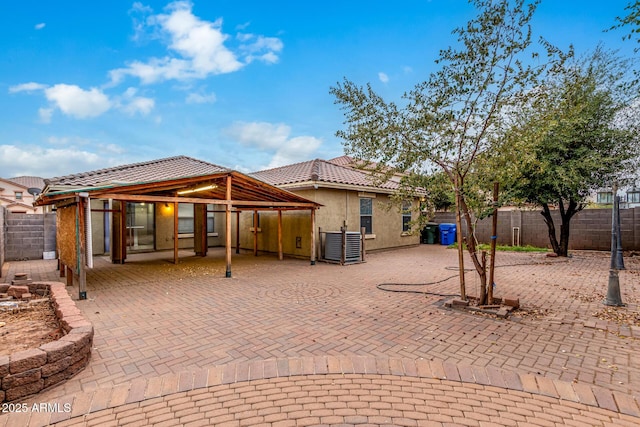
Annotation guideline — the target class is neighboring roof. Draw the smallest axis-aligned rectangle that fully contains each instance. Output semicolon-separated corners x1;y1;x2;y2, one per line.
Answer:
8;176;45;190
250;158;400;192
46;156;229;188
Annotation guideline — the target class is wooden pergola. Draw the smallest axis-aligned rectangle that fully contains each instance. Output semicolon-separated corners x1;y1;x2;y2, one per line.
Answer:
35;171;321;299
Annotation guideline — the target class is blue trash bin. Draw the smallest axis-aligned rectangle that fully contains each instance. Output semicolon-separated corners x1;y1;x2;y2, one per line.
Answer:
438;223;457;245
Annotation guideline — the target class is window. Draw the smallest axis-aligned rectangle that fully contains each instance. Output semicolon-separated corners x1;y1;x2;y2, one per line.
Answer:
628;191;640;204
402;201;412;232
178;203;194;234
597;192;613;204
179;204;215;235
360;198;372;234
206;204;215;233
15;192;23;200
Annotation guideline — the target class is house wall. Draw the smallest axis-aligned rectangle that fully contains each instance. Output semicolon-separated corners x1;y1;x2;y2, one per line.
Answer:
0;180;43;214
85;201;226;255
237;188;420;257
155;203;226;251
433;207;640;251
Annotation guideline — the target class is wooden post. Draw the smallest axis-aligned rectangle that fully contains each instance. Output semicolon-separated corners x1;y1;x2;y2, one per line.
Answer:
361;227;366;262
77;196;87;300
173;201;179;264
488;182;499;304
225;175;232;278
253;210;258;256
66;265;73;287
194;204;207;256
110;200;126;264
120;201;127;263
59;259;65;277
277;210;283;260
310;208;316;265
235;211;240;254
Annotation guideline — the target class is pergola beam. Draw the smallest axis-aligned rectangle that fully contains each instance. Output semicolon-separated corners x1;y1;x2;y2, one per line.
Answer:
225;175;232;278
92;193;317;208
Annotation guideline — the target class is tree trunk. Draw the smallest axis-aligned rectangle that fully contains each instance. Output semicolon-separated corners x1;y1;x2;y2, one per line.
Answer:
540;203;561;254
540;200;582;257
458;193;488;302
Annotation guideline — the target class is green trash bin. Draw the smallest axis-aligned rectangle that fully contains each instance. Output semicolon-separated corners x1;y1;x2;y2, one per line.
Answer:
422;222;439;244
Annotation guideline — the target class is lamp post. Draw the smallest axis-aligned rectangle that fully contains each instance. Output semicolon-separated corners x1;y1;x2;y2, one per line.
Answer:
604;182;624;306
615;194;625;270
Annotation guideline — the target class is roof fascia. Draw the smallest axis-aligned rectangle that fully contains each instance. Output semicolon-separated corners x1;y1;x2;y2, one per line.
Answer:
278;180;397;195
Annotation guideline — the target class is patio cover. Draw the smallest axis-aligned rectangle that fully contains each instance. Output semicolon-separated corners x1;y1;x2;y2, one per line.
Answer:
35;158;321;298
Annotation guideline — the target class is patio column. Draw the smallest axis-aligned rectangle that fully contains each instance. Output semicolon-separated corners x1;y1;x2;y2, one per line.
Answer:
235;211;240;254
225;175;232;278
194;203;207;256
278;210;283;261
310;208;316;265
110;200;126;264
77;195;87;300
253;210;259;256
173;201;179;264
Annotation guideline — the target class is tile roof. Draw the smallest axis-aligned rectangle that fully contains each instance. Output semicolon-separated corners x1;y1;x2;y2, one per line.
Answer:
250;159;400;191
46;156;230;187
327;155;355;166
7;176;46;190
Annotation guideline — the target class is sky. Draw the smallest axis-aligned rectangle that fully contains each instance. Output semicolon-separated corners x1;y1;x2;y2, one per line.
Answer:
0;0;637;179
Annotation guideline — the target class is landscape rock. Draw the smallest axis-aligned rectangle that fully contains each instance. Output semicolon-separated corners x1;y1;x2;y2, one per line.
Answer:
7;286;29;299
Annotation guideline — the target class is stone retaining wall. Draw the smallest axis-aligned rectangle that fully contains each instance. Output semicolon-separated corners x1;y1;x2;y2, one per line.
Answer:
0;282;93;403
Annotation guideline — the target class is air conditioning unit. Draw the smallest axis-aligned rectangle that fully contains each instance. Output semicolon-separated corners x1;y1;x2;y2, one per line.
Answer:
324;231;362;264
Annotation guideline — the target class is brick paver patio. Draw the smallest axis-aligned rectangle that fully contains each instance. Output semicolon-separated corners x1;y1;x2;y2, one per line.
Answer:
1;245;639;426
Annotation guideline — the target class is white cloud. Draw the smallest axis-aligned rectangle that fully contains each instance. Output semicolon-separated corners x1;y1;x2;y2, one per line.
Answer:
35;23;46;30
266;136;323;168
0;144;106;177
378;72;389;83
117;87;154;115
239;34;283;64
44;84;111;118
110;1;282;84
123;97;154;115
111;1;243;84
226;121;290;149
186;91;216;104
225;121;322;169
9;82;48;93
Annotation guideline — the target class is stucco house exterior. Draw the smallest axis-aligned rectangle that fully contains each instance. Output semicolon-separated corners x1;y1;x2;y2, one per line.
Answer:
0;176;45;214
249;156;423;257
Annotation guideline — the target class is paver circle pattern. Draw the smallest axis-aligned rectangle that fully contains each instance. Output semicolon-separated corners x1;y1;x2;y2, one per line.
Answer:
259;283;343;303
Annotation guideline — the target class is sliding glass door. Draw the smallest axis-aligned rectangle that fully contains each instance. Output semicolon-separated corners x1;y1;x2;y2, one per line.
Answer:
126;202;155;251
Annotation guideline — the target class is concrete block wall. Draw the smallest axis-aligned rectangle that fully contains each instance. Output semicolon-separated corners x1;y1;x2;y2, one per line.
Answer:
0;207;5;276
432;208;640;251
4;213;57;261
43;213;56;253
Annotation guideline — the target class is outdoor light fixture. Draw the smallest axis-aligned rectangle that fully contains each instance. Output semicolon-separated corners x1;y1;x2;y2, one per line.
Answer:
177;184;218;195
